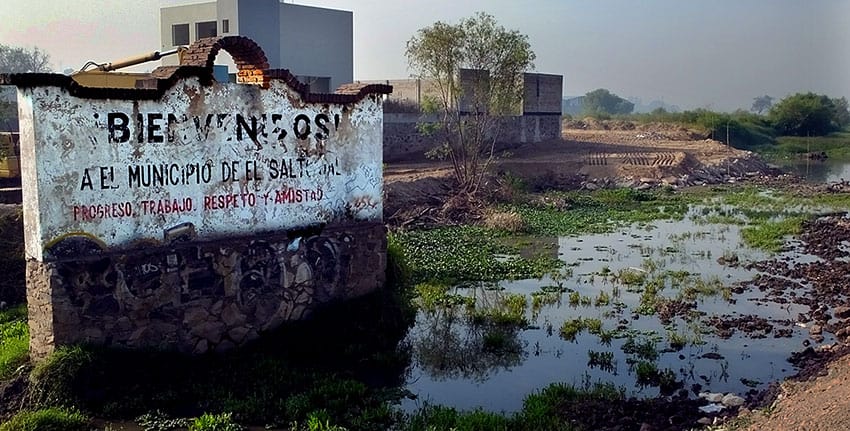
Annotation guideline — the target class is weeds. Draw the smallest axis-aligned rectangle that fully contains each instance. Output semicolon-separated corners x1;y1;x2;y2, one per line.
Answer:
392;227;563;283
617;268;646;286
190;412;244;431
741;216;806;252
594;290;611;307
136;411;192;431
559;318;604;342
0;304;28;379
0;408;89;431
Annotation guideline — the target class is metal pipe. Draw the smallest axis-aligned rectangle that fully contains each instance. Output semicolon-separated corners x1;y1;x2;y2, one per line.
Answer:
96;48;183;72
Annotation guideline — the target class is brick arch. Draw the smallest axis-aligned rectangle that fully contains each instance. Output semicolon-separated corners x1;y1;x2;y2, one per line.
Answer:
181;36;270;72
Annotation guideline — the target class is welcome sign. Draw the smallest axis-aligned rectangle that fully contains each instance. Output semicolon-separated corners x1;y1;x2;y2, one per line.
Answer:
11;66;388;261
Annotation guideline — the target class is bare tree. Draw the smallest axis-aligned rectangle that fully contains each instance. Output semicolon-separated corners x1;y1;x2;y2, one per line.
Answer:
406;12;535;196
751;95;773;115
0;44;52;74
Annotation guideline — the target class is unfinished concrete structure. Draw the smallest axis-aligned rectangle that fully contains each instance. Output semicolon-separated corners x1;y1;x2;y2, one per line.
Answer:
374;71;564;162
1;36;391;359
160;0;352;93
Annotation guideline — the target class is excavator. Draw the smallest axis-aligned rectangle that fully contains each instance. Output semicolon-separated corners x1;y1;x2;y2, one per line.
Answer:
70;46;187;88
1;47;187;180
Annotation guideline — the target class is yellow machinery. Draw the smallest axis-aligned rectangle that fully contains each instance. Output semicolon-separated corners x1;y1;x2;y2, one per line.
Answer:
0;49;186;179
0;132;19;178
71;47;185;88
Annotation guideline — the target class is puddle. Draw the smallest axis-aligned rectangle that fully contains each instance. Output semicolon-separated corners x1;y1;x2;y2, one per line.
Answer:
401;206;831;412
779;159;850;183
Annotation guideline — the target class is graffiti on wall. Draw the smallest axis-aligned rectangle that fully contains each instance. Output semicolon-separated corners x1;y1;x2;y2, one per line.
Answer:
18;78;385;262
57;229;357;344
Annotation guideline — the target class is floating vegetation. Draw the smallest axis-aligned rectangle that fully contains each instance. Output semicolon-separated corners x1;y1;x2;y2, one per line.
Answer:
392;227;564;283
595;290;611;307
617;268;647;286
622;337;659;361
415;282;474;312
471;293;528;327
398;184;850;412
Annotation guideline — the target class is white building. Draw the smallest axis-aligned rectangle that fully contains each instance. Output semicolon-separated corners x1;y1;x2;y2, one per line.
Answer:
160;0;353;93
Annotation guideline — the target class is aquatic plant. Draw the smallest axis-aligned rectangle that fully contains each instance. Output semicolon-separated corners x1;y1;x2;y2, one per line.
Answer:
616;268;647;286
594;290;611;307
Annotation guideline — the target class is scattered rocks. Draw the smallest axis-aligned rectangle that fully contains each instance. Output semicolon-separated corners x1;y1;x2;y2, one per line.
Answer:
834;306;850;319
699;392;725;403
721;393;746;407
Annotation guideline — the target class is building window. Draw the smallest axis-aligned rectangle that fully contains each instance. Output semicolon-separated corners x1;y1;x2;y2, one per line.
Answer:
196;21;217;39
222;19;230;34
172;23;189;46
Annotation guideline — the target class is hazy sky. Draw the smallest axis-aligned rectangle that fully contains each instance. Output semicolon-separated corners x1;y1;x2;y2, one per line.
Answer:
2;0;848;111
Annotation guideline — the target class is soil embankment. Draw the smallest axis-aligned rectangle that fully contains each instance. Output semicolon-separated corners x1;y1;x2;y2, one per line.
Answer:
384;120;779;225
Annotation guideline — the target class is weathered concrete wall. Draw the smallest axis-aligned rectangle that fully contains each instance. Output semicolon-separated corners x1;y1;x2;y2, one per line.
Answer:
16;76;384;261
378;71;563;162
522;73;563;115
2;36;391;359
383;114;561;163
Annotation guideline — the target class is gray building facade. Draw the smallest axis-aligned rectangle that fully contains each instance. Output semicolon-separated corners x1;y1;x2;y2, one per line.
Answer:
161;0;353;92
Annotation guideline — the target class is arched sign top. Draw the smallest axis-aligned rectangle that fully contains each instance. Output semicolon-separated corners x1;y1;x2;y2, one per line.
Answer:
0;36;391;104
181;36;270;72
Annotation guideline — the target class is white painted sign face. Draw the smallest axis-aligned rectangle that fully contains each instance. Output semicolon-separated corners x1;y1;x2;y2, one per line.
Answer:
17;78;383;261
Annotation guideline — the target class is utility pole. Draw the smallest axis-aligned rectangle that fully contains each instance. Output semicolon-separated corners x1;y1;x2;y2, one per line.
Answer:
726;121;730;177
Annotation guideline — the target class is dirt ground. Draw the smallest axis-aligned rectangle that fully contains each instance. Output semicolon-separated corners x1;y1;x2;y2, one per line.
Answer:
739;348;850;431
386;120;742;184
384;120;771;226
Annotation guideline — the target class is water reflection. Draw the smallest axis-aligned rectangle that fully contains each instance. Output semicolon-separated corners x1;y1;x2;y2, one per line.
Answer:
779;159;850;183
402;206;825;412
412;306;525;381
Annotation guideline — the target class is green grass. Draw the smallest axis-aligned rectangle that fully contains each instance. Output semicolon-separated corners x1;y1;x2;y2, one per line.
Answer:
768;132;850;159
401;382;624;431
470;293;528;326
506;189;687;237
0;408;89;431
0;304;28;380
740;216;807;252
21;288;414;430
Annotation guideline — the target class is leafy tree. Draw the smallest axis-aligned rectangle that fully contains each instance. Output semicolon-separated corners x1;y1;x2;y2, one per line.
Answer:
582;88;634;116
751;95;773;115
769;92;849;136
831;96;850;130
406;12;535;195
0;43;52;73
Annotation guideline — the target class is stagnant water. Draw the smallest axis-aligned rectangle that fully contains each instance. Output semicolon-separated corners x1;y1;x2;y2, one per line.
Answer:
780;159;850;183
401;208;829;412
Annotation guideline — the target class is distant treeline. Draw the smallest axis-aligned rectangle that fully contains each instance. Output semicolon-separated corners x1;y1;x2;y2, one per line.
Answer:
572;92;850;153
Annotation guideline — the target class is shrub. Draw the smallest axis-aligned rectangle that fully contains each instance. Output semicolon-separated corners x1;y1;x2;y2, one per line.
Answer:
28;345;94;408
0;408;89;431
483;211;525;233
